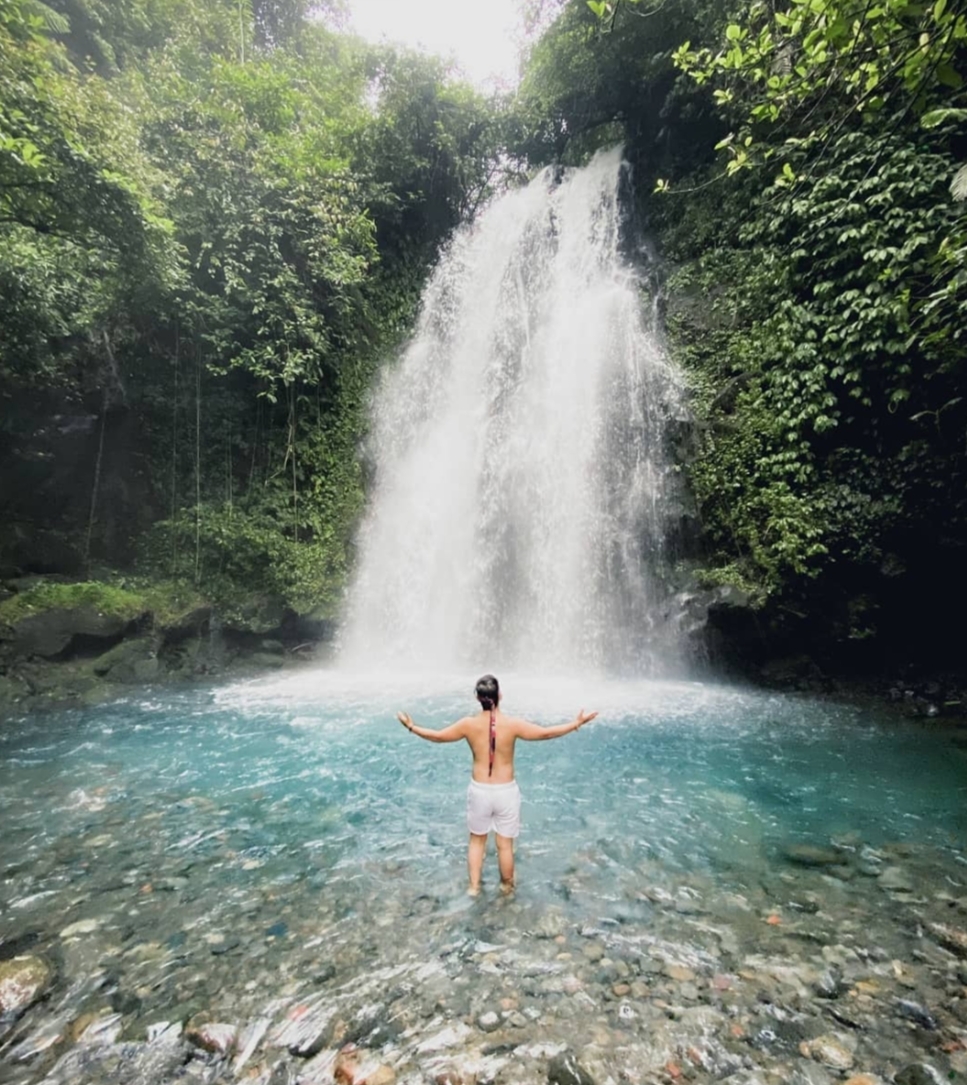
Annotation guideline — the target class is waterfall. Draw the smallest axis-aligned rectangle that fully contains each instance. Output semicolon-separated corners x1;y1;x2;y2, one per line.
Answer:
338;146;688;676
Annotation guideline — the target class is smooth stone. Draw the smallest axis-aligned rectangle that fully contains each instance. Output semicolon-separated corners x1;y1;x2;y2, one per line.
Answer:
210;936;241;956
415;1023;472;1053
896;999;937;1030
783;845;841;867
334;1044;395;1085
433;1068;472;1085
662;963;695;982
75;1013;123;1044
0;955;52;1014
535;912;567;939
362;1058;397;1085
878;867;914;892
365;1066;396;1085
843;1076;885;1085
476;1011;500;1033
61;918;101;938
814;967;846;999
894;1066;947;1085
790;1066;835;1085
547;1050;596;1085
186;1021;238;1055
799;1035;854;1070
930;923;967;958
581;943;604;963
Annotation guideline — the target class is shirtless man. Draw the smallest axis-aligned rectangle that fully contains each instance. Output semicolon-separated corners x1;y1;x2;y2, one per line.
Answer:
397;674;598;896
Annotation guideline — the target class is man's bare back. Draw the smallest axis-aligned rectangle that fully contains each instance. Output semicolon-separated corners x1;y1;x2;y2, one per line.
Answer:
397;675;598;894
407;708;597;783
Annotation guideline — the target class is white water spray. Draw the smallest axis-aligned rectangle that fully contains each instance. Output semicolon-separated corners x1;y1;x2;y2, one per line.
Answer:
339;147;688;675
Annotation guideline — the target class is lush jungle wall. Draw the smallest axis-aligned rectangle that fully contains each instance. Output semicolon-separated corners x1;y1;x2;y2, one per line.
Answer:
1;0;965;708
0;0;503;628
512;0;967;691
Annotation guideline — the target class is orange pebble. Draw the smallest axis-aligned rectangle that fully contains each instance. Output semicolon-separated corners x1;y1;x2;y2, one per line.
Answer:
765;914;782;925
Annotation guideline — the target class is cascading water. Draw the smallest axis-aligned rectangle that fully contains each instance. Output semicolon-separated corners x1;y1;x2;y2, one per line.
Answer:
339;146;689;675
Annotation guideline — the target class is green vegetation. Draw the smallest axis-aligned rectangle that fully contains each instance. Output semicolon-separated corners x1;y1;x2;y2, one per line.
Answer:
0;577;207;627
510;0;965;661
0;580;147;625
1;0;964;668
1;0;502;619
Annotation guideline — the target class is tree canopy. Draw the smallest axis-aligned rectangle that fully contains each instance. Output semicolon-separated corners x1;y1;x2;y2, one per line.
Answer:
0;0;502;615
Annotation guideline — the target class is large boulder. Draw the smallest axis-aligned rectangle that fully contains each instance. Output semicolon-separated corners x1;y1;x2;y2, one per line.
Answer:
92;637;160;684
158;606;212;644
5;606;134;659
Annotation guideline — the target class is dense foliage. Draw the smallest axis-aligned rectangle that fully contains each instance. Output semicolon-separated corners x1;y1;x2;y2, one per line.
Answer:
515;0;966;666
0;0;502;617
2;0;965;671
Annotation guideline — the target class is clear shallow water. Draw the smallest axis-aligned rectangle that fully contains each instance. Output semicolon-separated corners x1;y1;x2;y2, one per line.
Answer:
2;672;967;1082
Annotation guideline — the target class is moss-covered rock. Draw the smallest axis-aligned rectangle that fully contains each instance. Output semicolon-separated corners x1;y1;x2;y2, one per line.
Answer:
0;582;150;660
92;638;160;684
0;581;147;628
5;607;134;659
0;575;327;715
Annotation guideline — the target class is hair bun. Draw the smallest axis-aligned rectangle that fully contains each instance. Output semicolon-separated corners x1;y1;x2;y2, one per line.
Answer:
474;673;500;711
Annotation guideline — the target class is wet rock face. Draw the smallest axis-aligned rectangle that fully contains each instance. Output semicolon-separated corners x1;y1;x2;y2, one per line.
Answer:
92;638;160;684
8;607;133;659
0;955;52;1015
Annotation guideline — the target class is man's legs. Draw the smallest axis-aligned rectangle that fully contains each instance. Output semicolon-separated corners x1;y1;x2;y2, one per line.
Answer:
495;833;515;893
467;832;488;895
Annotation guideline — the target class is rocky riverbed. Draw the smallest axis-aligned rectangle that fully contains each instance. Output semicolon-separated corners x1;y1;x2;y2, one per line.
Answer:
2;677;966;1085
2;823;967;1085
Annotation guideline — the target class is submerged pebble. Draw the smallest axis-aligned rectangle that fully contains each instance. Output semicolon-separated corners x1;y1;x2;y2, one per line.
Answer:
0;955;52;1015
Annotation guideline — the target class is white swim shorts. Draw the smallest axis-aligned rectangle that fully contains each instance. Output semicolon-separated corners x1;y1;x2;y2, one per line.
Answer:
466;779;521;838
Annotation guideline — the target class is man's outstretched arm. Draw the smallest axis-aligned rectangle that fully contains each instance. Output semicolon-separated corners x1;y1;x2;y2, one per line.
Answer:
513;709;598;741
397;712;469;742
